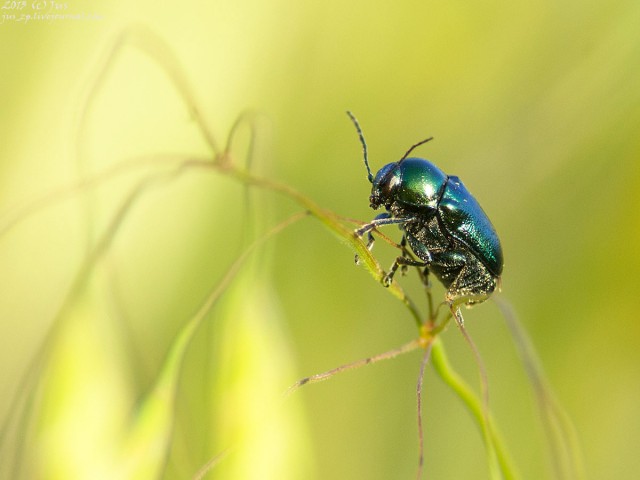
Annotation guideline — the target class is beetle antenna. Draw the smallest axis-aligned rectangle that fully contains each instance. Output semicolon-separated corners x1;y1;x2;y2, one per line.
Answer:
346;111;373;183
398;136;434;164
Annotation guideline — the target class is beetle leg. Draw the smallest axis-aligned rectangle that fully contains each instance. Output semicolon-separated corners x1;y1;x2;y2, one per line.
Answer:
355;214;411;237
399;235;410;276
383;255;427;287
402;231;435;288
425;268;434;287
355;213;409;264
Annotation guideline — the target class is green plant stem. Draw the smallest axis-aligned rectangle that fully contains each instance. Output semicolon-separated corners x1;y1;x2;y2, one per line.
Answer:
224;164;424;328
430;338;518;480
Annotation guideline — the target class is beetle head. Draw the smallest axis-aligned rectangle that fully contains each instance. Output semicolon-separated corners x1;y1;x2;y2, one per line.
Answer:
372;158;448;211
370;162;401;209
346;112;438;210
369;136;437;210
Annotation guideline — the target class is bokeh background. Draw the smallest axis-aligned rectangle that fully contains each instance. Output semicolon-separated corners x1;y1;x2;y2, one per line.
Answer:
1;0;640;479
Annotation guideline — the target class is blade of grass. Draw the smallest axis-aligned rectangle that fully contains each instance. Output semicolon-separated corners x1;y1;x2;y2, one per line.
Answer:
0;164;196;478
118;213;305;479
493;296;585;480
430;338;519;480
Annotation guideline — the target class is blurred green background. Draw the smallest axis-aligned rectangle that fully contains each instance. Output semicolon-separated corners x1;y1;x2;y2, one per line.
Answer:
1;0;640;479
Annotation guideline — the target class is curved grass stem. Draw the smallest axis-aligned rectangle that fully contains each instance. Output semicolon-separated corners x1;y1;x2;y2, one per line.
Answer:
286;339;422;396
431;338;519;480
224;165;425;328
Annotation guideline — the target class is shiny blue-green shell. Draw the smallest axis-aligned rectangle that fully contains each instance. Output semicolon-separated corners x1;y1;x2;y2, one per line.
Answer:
373;158;503;276
439;175;503;276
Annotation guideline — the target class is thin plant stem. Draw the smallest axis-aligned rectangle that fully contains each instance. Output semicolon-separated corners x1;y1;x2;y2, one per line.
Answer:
431;338;519;480
415;341;434;480
192;448;231;480
122;213;306;479
493;297;585;480
451;307;498;477
0;165;191;477
286;339;422;396
0;153;191;238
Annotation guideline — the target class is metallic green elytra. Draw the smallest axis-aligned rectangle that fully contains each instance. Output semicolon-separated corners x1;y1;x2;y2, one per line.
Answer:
349;112;503;307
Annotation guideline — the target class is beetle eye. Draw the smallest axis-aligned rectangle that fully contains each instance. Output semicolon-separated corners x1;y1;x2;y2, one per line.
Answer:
381;172;400;198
